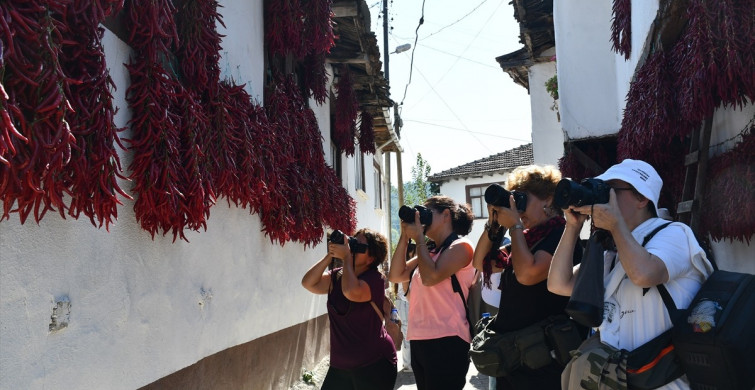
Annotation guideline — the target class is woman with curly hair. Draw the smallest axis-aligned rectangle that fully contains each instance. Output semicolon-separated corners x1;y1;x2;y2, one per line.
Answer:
301;228;397;390
473;165;583;390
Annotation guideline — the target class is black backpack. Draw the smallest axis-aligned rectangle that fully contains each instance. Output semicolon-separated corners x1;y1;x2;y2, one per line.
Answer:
663;269;755;390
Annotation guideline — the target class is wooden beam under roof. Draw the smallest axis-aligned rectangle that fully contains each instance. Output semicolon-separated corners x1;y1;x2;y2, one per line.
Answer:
333;3;358;17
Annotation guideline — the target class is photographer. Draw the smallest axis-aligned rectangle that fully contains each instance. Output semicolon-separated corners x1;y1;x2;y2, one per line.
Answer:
472;165;583;390
549;159;713;389
389;196;476;390
301;228;397;390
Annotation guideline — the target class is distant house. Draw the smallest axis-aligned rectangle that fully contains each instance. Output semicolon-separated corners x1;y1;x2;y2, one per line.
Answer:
428;143;533;243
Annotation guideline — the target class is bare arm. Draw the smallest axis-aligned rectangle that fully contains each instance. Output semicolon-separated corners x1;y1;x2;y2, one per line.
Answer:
417;240;474;286
388;230;419;283
548;220;583;296
473;205;505;273
301;253;333;295
333;239;373;302
582;190;669;288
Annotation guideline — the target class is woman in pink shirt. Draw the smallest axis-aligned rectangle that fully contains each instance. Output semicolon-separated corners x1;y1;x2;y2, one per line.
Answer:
389;196;476;390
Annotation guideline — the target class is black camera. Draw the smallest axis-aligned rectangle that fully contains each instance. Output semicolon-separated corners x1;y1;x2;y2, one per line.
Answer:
398;205;433;225
484;184;527;212
329;230;367;253
553;178;611;209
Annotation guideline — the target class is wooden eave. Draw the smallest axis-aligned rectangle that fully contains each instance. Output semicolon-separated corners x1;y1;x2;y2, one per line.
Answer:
497;0;555;90
329;0;397;152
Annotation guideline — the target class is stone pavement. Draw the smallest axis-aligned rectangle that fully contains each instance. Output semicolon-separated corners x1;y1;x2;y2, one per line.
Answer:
289;357;491;390
394;363;490;390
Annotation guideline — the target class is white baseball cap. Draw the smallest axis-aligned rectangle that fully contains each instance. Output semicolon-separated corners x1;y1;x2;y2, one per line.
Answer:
595;159;662;215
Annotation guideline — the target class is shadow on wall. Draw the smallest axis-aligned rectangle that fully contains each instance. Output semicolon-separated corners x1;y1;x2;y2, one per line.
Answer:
139;315;329;390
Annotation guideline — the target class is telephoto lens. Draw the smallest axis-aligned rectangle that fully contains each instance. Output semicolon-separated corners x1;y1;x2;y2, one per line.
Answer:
329;230;367;253
398;205;433;225
553;178;611;209
484;184;527;211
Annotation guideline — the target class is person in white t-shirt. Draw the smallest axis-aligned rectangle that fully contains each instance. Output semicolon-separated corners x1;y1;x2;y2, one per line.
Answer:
548;159;713;390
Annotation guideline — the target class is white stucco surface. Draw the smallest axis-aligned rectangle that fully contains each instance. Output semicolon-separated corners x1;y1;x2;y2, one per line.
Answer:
554;0;621;139
0;1;389;388
528;61;563;166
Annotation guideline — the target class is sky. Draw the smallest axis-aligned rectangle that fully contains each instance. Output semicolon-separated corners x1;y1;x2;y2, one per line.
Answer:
368;0;533;184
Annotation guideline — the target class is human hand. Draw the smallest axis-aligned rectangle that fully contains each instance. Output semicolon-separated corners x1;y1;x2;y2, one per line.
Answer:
328;240;351;260
401;210;425;242
492;195;521;229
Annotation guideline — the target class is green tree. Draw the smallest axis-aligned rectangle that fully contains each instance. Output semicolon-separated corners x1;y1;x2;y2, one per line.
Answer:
404;153;439;206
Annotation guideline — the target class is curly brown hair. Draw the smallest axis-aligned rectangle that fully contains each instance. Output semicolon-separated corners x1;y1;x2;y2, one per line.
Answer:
424;195;474;236
505;165;562;199
355;228;388;270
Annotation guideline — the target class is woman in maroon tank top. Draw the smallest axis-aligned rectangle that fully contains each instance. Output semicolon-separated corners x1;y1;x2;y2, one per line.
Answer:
301;228;397;390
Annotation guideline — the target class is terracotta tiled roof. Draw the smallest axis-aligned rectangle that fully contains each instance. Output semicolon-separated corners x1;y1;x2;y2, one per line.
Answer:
428;143;533;182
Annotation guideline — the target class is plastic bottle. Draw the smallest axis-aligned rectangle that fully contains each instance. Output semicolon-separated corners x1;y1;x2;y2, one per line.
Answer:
390;308;400;323
481;312;490;318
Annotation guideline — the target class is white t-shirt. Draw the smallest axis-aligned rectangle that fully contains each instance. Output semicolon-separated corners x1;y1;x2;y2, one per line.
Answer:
598;218;713;390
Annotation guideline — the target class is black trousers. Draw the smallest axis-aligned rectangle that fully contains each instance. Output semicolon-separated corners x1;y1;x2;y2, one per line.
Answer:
410;336;470;390
321;357;397;390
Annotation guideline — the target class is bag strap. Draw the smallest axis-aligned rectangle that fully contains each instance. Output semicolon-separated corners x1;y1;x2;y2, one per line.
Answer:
370;300;385;323
451;273;475;338
637;222;681;322
405;233;459;297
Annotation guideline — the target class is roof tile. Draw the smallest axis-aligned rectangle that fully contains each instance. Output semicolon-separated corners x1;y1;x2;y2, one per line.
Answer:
428;143;533;182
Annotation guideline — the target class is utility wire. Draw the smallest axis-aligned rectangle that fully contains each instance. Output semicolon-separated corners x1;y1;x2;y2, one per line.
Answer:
403;119;531;142
399;0;426;107
420;0;490;41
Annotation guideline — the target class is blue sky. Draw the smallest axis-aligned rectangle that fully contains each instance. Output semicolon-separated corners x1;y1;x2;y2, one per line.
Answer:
369;0;533;182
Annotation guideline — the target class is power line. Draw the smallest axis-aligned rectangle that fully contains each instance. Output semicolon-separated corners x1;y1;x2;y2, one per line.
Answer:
408;1;503;113
403;119;531;142
420;0;490;41
414;43;498;69
399;0;426;107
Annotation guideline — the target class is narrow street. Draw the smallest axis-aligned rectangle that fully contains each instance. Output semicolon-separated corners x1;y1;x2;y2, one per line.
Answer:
290;358;490;390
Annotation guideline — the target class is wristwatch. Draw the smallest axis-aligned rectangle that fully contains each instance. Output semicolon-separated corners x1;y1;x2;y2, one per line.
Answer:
510;223;524;231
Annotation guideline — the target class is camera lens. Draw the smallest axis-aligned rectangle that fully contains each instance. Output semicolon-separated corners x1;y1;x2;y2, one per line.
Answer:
330;230;344;244
484;184;511;207
398;205;416;223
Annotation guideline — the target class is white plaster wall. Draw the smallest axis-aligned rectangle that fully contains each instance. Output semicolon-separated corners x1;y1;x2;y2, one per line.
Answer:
0;1;387;389
437;173;509;247
528;61;563;166
614;0;659;108
554;0;621;139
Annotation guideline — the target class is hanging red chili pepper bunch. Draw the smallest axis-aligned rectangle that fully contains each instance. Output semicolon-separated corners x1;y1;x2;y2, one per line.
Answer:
610;0;631;59
176;0;223;99
265;0;307;59
617;49;692;211
60;0;129;230
0;1;79;224
333;65;358;156
618;50;695;158
359;109;375;154
301;0;335;103
671;0;755;123
700;124;755;243
263;73;356;244
125;0;196;241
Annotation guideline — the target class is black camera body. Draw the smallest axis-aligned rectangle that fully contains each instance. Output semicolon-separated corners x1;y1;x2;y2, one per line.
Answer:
484;183;528;212
329;230;367;253
398;205;433;225
553;178;611;209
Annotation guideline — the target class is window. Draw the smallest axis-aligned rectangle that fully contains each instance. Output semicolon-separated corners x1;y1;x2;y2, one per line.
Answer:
373;161;382;209
330;140;342;180
355;152;365;191
466;183;501;219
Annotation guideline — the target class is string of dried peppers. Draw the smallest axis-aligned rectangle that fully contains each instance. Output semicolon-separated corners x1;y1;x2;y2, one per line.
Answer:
0;0;126;226
333;65;358;156
610;0;631;59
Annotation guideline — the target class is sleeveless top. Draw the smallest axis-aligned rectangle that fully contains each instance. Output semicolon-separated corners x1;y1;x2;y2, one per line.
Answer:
407;237;476;343
327;267;397;370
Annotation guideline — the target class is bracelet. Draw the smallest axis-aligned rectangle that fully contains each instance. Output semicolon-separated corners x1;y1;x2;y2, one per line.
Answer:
510;223;524;231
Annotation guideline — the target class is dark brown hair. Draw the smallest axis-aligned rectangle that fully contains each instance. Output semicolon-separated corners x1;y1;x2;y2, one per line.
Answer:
355;228;388;270
424;195;474;236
